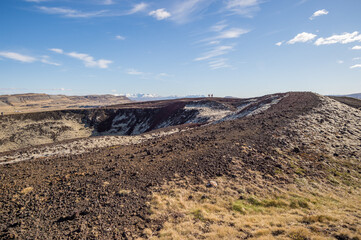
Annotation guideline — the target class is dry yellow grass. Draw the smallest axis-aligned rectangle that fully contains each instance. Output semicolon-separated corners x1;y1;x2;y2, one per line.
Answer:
143;177;361;240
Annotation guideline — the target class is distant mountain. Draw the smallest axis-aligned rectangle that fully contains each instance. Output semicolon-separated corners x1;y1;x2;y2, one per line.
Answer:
123;93;206;101
332;93;361;100
345;93;361;99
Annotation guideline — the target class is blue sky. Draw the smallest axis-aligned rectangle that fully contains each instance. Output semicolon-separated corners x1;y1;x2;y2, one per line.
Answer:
0;0;360;97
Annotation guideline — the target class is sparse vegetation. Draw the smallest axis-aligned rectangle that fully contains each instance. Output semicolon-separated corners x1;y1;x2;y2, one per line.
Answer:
146;177;361;239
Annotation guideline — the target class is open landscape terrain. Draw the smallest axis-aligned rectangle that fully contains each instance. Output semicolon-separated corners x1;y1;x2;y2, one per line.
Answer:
0;92;360;239
0;93;131;115
2;0;361;239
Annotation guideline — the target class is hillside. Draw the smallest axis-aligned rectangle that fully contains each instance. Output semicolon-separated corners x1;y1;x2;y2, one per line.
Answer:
0;92;360;239
0;93;131;115
0;93;284;153
330;96;361;110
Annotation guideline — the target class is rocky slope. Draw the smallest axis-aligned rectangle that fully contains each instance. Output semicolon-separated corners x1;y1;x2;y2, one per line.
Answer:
0;92;360;239
330;96;361;110
0;93;285;152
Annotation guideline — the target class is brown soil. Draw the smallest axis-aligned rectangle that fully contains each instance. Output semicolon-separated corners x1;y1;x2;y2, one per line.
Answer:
0;92;360;239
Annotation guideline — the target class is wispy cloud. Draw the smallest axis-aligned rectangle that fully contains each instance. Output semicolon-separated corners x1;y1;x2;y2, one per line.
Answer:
211;22;228;32
24;0;48;2
208;40;221;45
337;60;344;64
127;68;144;75
195;22;249;69
38;6;107;18
41;56;61;66
297;0;309;5
350;64;361;69
170;0;211;24
149;9;171;20
0;51;37;63
314;32;361;46
67;52;112;68
50;48;112;68
102;0;114;5
0;51;60;66
309;9;328;20
115;35;126;40
353;57;361;61
195;45;234;61
156;73;171;78
128;3;148;14
275;41;284;46
225;0;261;17
200;27;249;43
217;28;249;39
352;45;361;50
126;69;172;80
287;32;317;44
208;58;231;69
49;48;63;54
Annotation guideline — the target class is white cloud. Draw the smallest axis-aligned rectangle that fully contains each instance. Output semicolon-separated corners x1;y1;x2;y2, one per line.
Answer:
337;60;344;64
297;0;309;5
128;3;148;14
195;45;234;61
208;58;231;69
68;52;112;68
225;0;261;17
309;9;328;20
102;0;114;5
49;48;64;54
352;45;361;50
211;22;228;32
127;69;144;75
275;41;284;46
0;51;60;66
314;32;361;46
157;73;170;77
50;49;112;68
287;32;317;44
353;57;361;61
216;28;249;39
201;27;249;43
115;35;125;40
149;8;171;20
0;51;37;63
170;0;210;24
209;40;221;45
41;56;61;66
38;6;107;18
350;64;361;69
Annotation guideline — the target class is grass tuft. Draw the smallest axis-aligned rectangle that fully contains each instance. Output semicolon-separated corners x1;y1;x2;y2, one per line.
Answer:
191;209;205;221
